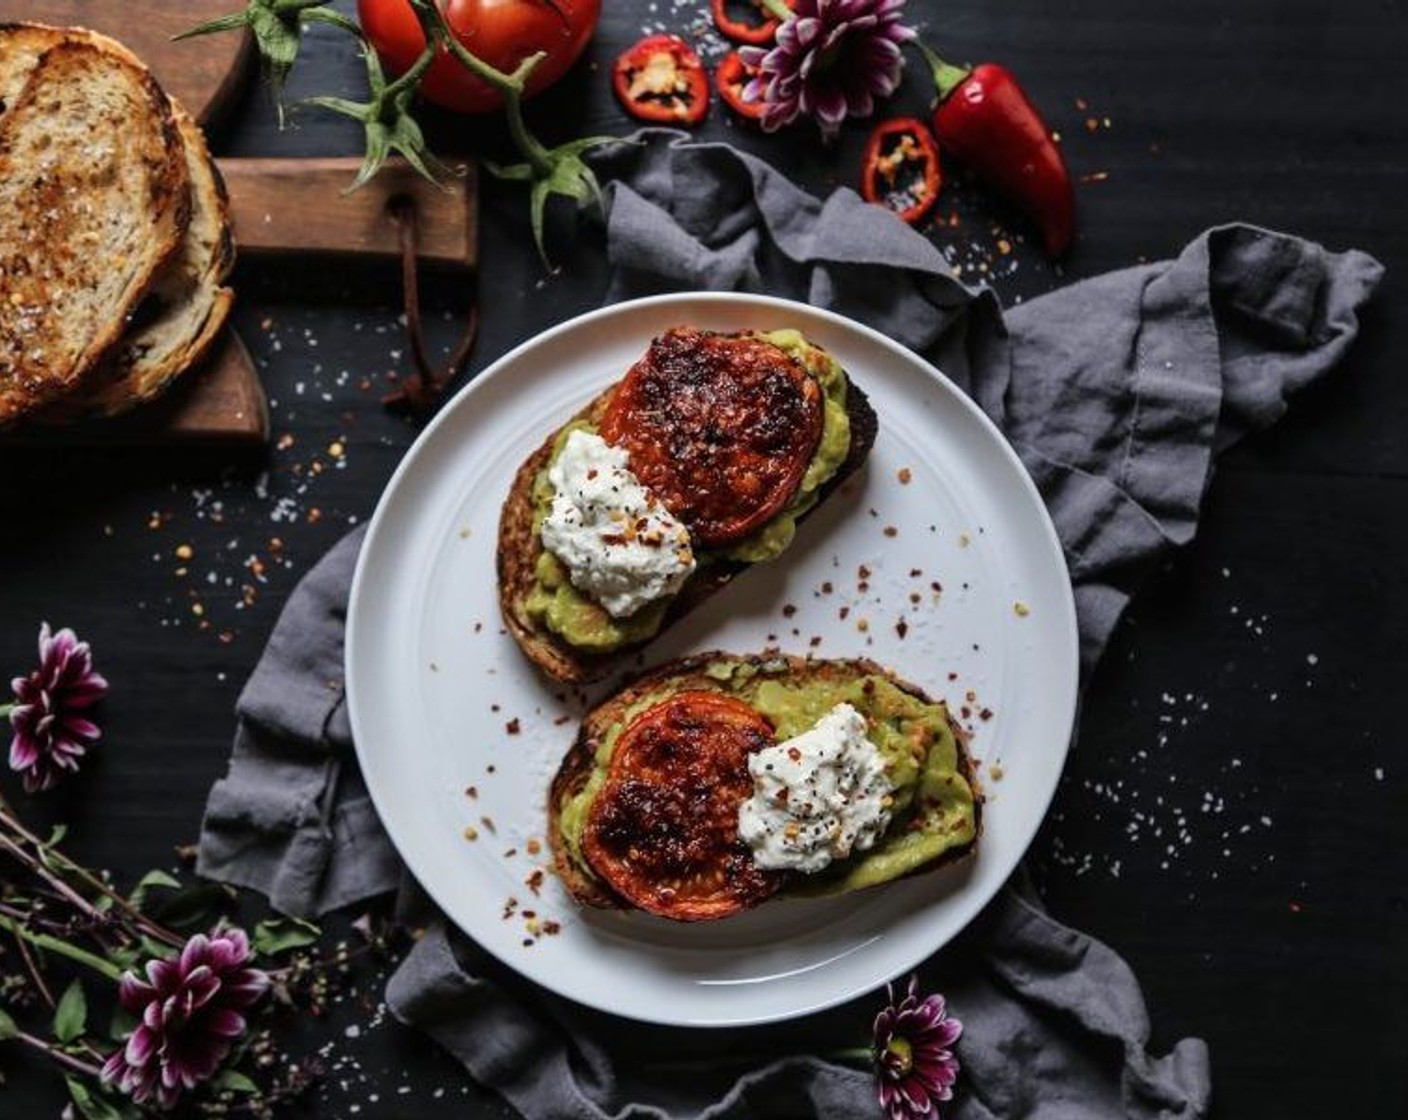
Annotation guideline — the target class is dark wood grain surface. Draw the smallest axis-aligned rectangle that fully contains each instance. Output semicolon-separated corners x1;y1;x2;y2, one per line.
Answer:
2;0;1405;1116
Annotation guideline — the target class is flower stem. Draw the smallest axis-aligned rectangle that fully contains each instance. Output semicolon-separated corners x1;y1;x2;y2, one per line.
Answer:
0;702;13;718
12;1028;106;1079
8;916;57;1007
0;804;184;949
0;913;124;982
759;0;793;21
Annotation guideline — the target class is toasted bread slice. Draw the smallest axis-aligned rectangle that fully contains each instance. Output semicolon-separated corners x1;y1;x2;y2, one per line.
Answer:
53;103;235;418
0;24;235;420
0;38;189;425
497;340;877;683
548;652;982;916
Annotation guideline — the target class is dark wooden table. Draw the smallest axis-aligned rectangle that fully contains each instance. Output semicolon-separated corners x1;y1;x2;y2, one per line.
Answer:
3;0;1405;1116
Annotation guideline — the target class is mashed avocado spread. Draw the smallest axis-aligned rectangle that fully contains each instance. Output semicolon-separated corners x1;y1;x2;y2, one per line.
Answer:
524;330;853;652
558;659;979;897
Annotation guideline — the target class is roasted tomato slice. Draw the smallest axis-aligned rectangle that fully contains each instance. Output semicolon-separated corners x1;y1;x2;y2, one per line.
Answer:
599;327;824;548
715;51;765;121
860;118;943;226
612;34;709;125
710;0;787;46
583;691;783;920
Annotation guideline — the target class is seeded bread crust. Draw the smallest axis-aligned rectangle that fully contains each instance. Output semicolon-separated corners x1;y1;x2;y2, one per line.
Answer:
0;24;235;421
0;37;190;426
547;652;982;913
496;362;877;684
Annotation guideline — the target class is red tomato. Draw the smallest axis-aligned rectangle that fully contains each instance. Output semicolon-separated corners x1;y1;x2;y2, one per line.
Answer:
358;0;602;115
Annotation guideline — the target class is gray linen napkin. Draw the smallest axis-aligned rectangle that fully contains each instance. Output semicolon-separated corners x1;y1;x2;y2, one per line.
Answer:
198;132;1382;1119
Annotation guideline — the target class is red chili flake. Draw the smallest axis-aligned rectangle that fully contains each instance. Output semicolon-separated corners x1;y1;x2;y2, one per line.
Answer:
502;897;518;919
896;619;909;639
821;581;834;594
481;816;497;834
858;565;872;579
782;604;797;618
839;606;850;620
898;467;912;484
465;785;478;799
526;869;546;895
543;920;562;936
931;581;943;593
979;708;994;721
506;719;522;735
883;526;898;538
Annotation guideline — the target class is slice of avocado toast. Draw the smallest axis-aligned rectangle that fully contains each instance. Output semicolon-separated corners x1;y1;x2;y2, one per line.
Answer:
497;328;878;683
548;653;982;920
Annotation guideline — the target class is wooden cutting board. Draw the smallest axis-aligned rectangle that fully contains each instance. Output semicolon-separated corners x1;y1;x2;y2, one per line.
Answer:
0;2;479;446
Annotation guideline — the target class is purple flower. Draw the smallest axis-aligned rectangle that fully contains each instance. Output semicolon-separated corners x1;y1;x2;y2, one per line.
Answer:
739;0;915;141
101;928;269;1109
873;975;962;1120
7;622;107;793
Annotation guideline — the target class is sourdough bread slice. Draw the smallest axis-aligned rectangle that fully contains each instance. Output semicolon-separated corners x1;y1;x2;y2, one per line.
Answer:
55;103;235;418
0;24;235;420
548;652;982;914
497;362;877;683
0;38;189;425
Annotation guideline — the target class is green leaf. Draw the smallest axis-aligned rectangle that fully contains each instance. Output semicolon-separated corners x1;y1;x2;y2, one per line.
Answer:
54;979;87;1043
252;917;320;956
45;823;69;848
214;1068;261;1094
66;1078;127;1120
0;1005;18;1041
130;868;181;911
148;881;232;930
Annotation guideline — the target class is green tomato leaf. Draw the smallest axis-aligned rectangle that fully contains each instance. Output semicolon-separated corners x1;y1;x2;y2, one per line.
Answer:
0;1005;18;1041
251;917;321;957
54;979;87;1043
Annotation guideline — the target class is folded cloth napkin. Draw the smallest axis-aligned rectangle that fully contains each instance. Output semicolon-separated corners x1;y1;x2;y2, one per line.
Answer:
198;131;1382;1119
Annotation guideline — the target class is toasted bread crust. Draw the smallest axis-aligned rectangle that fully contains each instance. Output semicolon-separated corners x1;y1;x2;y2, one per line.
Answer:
1;24;235;421
497;365;878;683
548;652;982;913
0;38;190;425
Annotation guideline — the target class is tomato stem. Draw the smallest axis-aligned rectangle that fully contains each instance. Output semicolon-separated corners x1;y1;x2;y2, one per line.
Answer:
406;1;553;175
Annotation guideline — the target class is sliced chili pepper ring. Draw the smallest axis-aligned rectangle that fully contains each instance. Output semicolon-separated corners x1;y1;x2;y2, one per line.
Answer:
612;34;710;125
860;118;943;226
711;0;786;46
599;326;824;548
716;51;766;121
582;691;783;921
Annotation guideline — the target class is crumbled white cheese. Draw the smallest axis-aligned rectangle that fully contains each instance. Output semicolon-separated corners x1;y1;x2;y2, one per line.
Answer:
540;429;695;618
738;703;894;873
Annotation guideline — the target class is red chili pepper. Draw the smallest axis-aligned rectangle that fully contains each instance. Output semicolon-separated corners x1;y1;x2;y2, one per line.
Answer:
715;51;766;121
919;44;1075;257
711;0;786;46
859;118;943;226
613;34;710;125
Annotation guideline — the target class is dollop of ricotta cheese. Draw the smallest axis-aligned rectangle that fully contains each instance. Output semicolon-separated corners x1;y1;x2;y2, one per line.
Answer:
540;429;696;618
737;703;894;873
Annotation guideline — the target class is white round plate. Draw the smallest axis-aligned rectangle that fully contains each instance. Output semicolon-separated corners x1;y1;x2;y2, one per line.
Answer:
347;293;1078;1027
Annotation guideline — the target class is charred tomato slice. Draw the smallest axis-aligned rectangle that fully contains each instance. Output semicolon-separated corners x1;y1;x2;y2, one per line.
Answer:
582;690;782;920
599;327;824;548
